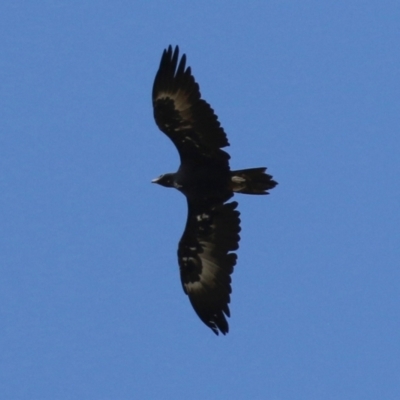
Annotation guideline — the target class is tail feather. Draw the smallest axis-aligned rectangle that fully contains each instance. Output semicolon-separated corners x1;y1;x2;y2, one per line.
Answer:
230;168;277;195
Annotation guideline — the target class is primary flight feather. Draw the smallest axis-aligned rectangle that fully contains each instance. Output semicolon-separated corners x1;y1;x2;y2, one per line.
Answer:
152;45;277;335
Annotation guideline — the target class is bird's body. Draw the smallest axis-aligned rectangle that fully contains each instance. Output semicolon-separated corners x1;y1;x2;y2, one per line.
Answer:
152;46;277;335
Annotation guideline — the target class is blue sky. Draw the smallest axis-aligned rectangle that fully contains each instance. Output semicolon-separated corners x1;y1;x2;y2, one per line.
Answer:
1;1;399;399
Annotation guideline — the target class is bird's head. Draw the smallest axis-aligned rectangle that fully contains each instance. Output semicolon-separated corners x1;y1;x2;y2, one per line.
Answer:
151;173;178;188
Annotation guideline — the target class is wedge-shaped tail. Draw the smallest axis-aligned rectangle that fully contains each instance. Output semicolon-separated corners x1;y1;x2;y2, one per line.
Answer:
231;167;277;195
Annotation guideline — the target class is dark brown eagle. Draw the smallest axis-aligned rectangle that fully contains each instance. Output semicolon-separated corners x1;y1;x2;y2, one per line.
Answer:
152;46;277;335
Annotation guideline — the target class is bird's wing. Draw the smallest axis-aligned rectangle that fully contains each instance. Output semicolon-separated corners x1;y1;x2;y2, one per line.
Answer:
152;45;230;167
178;201;241;335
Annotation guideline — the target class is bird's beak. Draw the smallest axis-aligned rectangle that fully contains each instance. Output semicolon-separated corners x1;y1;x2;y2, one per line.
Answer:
151;177;160;183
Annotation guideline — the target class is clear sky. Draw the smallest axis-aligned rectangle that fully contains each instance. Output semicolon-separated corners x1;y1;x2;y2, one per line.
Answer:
1;1;399;399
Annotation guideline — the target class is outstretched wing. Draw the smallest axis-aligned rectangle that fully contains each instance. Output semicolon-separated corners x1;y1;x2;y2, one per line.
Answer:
152;45;230;168
178;201;241;335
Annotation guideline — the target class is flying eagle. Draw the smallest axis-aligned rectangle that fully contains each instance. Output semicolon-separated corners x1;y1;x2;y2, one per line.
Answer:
152;46;277;335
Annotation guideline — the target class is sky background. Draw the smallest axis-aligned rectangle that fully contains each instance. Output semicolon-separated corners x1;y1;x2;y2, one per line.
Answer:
1;1;399;399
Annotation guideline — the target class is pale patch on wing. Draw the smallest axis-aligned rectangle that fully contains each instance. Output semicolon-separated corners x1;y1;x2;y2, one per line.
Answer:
196;213;210;222
184;241;220;291
154;90;194;127
166;89;192;112
154;90;203;149
180;135;200;148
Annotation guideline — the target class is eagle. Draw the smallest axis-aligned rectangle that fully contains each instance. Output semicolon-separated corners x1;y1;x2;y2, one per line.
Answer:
151;46;277;335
